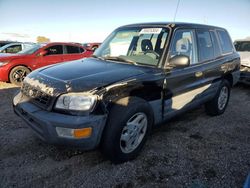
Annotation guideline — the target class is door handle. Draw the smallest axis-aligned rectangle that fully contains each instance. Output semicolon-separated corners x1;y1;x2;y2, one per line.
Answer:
195;71;203;77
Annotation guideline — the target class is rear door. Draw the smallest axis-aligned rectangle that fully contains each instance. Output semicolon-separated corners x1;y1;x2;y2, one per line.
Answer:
163;28;206;118
197;29;223;92
201;29;236;92
37;45;64;68
63;45;91;62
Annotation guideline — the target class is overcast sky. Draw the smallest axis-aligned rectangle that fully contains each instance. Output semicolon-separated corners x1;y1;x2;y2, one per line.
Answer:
0;0;249;42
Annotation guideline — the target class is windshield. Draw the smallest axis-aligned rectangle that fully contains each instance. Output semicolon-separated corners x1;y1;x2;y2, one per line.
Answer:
234;41;250;52
94;27;169;66
18;44;42;54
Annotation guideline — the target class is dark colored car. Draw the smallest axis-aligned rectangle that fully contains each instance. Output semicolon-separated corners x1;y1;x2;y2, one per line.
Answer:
13;23;240;163
234;39;250;84
0;42;93;85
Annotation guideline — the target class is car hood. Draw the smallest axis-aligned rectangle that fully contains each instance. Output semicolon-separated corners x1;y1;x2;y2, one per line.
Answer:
24;58;153;95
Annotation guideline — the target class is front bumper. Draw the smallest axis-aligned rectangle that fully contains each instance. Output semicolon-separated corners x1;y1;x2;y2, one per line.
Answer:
13;92;107;150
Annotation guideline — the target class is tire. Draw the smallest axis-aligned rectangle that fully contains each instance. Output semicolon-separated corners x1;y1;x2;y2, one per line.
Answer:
205;80;231;116
9;66;31;86
101;97;153;164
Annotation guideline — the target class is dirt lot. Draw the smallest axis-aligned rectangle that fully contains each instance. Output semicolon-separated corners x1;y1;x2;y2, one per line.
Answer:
0;82;249;188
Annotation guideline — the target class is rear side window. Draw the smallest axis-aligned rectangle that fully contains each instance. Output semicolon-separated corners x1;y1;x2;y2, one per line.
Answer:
196;30;214;62
66;45;80;54
217;30;233;54
46;45;63;55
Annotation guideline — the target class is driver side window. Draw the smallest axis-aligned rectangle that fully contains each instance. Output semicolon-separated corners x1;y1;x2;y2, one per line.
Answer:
169;29;197;65
45;45;63;56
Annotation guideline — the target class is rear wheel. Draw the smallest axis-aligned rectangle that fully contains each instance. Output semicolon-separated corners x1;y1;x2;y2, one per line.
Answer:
205;80;230;116
101;97;153;164
9;66;30;86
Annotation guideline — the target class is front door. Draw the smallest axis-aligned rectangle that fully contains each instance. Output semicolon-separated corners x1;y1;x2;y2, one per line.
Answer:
163;29;207;119
37;45;64;68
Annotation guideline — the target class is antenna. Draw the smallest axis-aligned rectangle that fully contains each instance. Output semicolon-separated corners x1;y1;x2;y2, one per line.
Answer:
173;0;180;22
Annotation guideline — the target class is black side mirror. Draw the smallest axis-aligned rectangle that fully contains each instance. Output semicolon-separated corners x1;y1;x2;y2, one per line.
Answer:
169;55;190;68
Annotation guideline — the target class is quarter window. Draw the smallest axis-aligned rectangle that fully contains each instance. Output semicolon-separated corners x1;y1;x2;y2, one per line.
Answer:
217;30;233;54
45;45;63;55
169;29;197;64
79;47;85;53
197;30;214;62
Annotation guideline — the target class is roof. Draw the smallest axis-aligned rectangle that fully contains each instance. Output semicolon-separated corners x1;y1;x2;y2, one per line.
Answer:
0;40;15;42
120;22;225;30
38;42;84;46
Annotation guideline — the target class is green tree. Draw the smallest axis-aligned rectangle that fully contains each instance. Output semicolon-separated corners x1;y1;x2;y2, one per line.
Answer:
37;36;50;43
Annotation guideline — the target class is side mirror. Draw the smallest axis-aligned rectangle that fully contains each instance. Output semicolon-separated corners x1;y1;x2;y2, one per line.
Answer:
169;55;190;68
38;50;48;56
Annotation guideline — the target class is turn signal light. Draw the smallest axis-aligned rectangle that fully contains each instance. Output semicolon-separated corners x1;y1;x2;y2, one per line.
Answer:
56;127;92;139
73;127;92;138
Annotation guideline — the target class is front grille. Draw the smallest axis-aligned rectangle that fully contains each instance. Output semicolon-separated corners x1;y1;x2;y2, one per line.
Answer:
21;83;52;108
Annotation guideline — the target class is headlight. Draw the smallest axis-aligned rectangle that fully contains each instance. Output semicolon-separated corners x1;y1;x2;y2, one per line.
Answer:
0;61;8;67
55;93;97;111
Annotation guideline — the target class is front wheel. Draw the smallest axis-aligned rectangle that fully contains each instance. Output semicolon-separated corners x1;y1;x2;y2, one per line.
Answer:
205;80;231;116
101;97;153;164
9;66;30;86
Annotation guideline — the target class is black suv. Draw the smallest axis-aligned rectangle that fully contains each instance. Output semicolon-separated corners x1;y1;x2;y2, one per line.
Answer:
13;23;240;163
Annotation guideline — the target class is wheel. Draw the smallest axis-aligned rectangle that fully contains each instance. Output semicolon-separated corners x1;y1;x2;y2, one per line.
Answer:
101;97;153;164
205;80;231;116
9;66;30;86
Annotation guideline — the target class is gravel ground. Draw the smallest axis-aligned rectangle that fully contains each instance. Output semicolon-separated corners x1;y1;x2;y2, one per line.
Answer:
0;82;249;188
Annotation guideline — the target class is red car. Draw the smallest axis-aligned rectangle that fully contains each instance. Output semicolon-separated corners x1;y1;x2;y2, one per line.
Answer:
0;42;93;85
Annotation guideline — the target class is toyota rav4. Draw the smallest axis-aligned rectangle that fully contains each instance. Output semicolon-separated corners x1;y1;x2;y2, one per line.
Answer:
13;23;240;163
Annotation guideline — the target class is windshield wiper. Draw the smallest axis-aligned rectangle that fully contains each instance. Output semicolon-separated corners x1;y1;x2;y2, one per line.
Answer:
103;56;137;65
92;55;105;61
